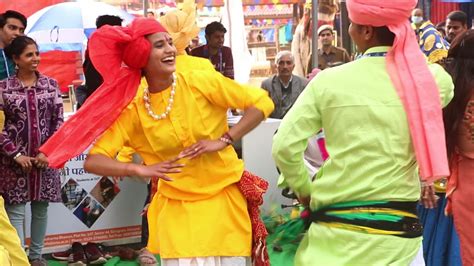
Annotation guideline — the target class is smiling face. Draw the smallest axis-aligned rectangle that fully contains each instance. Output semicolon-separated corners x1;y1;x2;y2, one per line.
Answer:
144;32;177;77
13;43;40;73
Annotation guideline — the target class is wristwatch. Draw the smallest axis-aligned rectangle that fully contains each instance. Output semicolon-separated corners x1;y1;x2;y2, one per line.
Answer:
13;152;22;160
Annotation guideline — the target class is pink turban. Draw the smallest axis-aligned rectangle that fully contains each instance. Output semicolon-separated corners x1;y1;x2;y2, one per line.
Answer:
40;18;168;168
347;0;449;182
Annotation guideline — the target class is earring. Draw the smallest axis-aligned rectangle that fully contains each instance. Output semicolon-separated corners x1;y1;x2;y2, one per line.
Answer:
14;64;18;70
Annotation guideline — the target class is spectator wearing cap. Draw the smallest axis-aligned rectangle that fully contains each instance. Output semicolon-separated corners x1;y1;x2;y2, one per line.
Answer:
315;25;350;70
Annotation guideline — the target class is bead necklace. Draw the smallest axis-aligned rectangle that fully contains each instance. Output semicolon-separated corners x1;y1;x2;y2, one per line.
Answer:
143;73;176;120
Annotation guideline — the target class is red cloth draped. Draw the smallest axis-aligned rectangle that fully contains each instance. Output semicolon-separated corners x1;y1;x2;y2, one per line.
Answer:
347;0;449;182
40;18;167;168
237;171;270;266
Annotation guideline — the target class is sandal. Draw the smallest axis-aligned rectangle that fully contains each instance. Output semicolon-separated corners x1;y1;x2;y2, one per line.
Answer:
110;246;136;261
137;248;158;266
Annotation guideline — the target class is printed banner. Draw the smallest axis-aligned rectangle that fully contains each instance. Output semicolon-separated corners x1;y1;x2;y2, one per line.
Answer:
25;149;148;252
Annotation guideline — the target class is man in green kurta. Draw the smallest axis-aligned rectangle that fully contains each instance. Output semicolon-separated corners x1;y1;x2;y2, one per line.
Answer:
272;0;454;265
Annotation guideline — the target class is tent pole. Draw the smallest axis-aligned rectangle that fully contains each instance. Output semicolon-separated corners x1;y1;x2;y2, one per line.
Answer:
144;0;149;17
340;0;352;54
311;0;318;69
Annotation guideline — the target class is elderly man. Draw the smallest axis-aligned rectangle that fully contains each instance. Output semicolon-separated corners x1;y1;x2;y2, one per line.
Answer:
316;25;350;70
261;51;308;119
272;0;453;265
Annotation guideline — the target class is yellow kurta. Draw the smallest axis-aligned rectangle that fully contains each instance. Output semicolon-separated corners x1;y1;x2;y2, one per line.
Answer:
0;196;29;265
90;70;274;258
115;54;215;163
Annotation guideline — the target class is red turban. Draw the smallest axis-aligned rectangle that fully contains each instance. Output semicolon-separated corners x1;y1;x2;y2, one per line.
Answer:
40;18;167;168
347;0;449;182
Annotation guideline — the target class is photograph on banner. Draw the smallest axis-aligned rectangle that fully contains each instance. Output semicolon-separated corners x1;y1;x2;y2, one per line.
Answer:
73;196;105;228
90;176;121;208
61;179;88;210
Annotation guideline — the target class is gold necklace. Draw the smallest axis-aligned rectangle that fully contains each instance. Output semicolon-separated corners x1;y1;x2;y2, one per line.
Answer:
143;73;176;120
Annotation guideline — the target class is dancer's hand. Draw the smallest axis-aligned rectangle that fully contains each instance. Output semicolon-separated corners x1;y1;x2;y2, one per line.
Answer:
131;158;184;181
420;182;439;209
298;196;310;208
178;140;227;160
14;155;34;173
33;153;49;169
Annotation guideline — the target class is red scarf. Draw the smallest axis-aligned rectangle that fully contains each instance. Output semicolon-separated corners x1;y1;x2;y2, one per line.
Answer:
40;18;167;168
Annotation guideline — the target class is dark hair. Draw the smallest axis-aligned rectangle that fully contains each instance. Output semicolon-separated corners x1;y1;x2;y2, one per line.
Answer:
374;26;395;46
436;21;446;28
436;21;447;36
447;10;467;26
0;10;27;28
96;15;123;29
205;21;227;36
147;11;155;16
4;35;38;59
444;29;474;159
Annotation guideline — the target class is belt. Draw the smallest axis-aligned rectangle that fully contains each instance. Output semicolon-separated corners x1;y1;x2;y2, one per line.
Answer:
303;201;422;238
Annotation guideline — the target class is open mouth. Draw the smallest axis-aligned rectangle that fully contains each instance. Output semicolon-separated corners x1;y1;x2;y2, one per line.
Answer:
161;56;175;64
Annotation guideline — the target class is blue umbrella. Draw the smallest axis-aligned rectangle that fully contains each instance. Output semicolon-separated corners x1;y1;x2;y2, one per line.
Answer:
25;1;135;52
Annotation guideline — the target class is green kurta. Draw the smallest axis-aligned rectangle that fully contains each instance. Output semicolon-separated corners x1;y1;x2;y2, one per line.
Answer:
272;46;454;265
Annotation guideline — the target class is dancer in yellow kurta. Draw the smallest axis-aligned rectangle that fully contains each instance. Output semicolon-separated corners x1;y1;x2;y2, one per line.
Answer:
39;17;273;266
90;69;272;260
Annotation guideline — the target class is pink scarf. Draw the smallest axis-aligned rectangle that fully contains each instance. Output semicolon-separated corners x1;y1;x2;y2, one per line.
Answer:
347;0;449;182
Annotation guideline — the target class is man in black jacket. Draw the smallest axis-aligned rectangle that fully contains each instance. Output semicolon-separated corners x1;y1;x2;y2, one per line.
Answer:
77;15;123;109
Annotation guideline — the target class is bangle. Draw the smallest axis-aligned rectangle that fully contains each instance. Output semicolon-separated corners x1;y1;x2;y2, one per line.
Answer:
13;153;22;160
219;136;233;145
222;132;234;142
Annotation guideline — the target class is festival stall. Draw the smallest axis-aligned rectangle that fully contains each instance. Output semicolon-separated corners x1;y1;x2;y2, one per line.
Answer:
242;0;305;77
